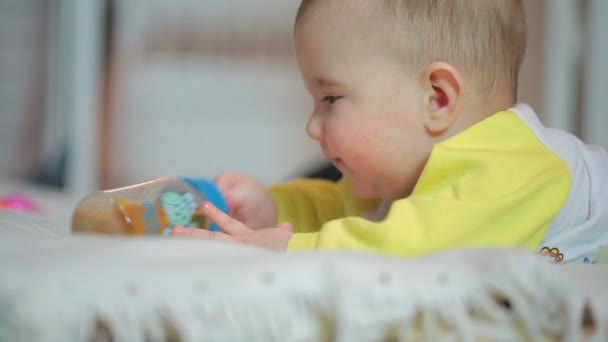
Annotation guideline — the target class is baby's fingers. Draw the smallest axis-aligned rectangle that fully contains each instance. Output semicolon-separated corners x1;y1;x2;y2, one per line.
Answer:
213;172;244;192
172;226;233;241
201;201;251;235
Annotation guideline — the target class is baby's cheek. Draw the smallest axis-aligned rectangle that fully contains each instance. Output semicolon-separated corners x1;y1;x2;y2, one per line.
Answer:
358;124;381;143
352;117;387;152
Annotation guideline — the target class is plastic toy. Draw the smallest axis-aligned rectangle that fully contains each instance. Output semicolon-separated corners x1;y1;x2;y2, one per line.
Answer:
71;177;228;236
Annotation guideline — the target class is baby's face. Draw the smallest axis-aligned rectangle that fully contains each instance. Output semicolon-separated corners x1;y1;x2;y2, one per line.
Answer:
294;5;435;199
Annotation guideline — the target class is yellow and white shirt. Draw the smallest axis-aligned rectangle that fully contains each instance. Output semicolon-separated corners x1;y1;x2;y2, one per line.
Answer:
270;104;608;263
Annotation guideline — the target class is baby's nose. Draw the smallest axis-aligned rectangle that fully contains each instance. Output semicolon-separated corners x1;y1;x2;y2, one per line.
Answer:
306;112;324;141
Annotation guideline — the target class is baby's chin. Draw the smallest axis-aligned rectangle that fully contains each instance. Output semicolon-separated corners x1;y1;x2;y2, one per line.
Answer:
349;180;382;199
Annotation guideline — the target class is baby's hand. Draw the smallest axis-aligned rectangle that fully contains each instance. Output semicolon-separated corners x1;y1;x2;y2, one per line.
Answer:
214;172;277;230
172;201;292;252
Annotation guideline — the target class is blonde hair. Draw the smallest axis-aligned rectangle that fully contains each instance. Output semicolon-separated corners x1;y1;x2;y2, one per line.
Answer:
296;0;527;98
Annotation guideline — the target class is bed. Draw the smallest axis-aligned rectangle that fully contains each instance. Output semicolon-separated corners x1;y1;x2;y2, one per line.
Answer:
0;181;607;341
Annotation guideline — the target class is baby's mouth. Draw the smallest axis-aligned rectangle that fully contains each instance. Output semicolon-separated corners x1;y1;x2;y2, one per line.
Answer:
330;158;346;170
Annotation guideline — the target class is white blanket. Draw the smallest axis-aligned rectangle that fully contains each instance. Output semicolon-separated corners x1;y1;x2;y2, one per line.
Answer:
1;224;607;341
0;185;607;341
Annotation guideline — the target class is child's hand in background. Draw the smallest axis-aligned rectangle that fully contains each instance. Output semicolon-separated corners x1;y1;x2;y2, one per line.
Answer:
214;172;278;230
172;201;292;252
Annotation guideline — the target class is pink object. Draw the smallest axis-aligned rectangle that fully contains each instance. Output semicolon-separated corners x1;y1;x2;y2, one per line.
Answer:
171;226;186;235
0;194;41;212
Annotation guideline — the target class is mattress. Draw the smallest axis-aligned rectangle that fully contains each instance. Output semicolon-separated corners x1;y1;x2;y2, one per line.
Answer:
0;180;607;341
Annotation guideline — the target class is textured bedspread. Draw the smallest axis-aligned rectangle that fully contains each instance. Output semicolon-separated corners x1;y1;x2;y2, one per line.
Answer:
0;180;607;341
1;229;607;341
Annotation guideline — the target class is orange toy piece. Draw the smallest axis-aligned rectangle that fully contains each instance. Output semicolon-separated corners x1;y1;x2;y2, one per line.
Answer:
114;199;171;235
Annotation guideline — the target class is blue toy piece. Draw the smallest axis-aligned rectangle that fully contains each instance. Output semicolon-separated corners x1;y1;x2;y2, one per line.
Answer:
181;177;229;232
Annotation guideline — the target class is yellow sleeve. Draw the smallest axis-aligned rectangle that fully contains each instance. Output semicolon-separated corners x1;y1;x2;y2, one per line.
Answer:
269;178;380;233
287;112;573;255
287;177;569;255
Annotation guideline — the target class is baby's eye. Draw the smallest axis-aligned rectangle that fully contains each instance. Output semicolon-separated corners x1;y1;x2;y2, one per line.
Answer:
322;96;342;105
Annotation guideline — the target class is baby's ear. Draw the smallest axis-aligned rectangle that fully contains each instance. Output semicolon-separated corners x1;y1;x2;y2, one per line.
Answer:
420;62;463;134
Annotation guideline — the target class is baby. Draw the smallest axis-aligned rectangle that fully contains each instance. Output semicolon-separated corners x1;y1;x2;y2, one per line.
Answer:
172;0;608;263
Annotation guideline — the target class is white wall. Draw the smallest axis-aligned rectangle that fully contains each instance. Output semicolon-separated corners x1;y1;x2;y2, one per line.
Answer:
517;0;545;118
107;0;321;188
0;0;47;177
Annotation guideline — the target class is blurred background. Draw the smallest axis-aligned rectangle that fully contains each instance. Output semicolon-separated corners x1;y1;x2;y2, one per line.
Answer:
0;0;606;205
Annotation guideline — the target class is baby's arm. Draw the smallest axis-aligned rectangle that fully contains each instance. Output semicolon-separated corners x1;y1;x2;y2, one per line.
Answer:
286;173;570;255
269;179;345;233
269;178;379;234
